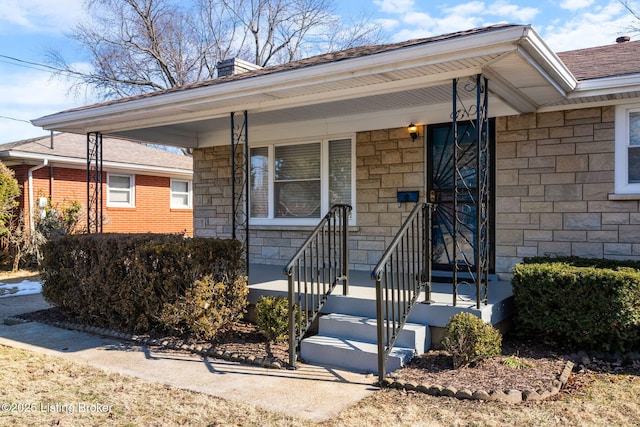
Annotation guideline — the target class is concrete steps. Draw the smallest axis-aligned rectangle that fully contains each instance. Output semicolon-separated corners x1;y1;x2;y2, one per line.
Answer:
300;312;430;375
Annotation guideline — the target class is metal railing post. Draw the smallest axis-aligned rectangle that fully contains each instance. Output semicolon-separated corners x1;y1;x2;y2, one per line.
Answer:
372;201;433;383
284;204;352;369
342;205;349;295
375;277;385;382
288;274;296;367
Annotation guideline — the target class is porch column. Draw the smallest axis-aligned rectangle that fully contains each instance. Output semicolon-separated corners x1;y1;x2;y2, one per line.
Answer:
230;111;250;275
86;131;103;234
451;75;490;308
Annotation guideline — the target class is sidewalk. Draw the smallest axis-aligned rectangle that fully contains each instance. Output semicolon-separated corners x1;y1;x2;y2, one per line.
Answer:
0;293;377;422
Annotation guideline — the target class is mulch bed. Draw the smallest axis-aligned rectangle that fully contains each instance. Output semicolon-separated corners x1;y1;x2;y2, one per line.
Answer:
14;306;640;397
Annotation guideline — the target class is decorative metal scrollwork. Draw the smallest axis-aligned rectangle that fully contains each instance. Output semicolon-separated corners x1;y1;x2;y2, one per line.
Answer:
230;111;250;274
451;75;490;308
86;132;103;234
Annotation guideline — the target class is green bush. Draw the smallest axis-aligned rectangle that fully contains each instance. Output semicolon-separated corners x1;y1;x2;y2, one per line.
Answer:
441;312;502;369
512;261;640;352
39;233;247;337
523;255;640;270
159;275;248;340
255;296;290;342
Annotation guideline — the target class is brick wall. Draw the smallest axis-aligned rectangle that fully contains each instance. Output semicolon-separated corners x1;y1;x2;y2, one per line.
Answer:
495;106;640;277
9;165;192;235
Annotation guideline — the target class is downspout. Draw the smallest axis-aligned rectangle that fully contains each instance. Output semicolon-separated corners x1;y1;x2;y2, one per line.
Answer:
28;159;48;233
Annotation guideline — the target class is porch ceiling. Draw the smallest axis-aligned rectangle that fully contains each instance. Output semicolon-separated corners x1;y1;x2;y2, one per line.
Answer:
32;25;576;148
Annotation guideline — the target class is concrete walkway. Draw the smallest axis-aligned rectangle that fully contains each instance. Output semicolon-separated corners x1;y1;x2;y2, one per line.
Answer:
0;293;377;422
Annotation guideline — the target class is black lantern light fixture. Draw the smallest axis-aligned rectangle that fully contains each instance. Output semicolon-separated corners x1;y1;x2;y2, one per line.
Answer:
408;122;419;142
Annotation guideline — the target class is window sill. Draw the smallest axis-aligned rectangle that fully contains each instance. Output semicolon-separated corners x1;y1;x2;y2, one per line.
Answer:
608;193;640;201
249;224;360;232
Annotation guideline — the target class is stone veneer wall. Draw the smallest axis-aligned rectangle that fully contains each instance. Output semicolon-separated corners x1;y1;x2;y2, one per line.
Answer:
193;127;424;270
193;108;640;276
495;106;640;278
193;145;233;238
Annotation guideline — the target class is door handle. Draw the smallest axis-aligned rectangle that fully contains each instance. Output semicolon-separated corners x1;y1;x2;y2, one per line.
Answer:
429;190;437;203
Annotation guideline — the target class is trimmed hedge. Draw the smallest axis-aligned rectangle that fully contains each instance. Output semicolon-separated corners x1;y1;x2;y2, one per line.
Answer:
512;261;640;353
40;233;247;337
523;255;640;270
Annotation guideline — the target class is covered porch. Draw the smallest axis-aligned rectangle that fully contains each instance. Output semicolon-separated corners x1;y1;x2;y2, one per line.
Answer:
32;24;577;377
247;263;514;327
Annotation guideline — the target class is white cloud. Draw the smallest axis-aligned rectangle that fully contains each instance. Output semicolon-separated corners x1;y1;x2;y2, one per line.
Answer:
373;0;415;14
560;0;596;11
442;1;486;17
0;66;95;143
540;2;635;50
488;0;539;22
376;18;401;31
0;0;86;35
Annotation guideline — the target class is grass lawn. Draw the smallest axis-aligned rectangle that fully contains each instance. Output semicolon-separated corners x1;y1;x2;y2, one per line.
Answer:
1;344;639;426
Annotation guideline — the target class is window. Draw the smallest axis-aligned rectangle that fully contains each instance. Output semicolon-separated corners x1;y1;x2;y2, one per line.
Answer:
615;105;640;194
250;137;354;225
171;179;192;209
107;174;134;207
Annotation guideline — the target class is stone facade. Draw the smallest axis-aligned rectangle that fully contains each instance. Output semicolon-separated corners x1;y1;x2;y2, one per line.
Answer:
193;145;233;238
495;106;640;277
193;127;424;270
193;106;640;276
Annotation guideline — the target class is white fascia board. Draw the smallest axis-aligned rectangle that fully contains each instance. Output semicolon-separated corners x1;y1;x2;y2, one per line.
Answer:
33;26;548;134
1;150;192;178
515;29;576;93
567;74;640;99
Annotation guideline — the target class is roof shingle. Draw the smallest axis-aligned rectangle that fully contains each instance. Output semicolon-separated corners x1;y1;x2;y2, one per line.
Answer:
557;39;640;81
0;133;192;171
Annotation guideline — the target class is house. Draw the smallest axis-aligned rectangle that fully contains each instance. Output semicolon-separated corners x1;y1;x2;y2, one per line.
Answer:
0;133;193;236
31;24;640;376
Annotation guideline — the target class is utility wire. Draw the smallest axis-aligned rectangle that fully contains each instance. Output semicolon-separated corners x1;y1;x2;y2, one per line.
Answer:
0;54;84;78
0;115;31;124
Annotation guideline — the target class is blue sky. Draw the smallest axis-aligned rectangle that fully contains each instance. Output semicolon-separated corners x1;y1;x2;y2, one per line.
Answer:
0;0;638;143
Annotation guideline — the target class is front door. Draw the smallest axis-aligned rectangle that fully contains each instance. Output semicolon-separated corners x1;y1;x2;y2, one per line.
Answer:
427;120;495;274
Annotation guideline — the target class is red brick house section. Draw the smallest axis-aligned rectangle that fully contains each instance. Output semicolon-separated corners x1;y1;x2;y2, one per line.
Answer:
0;133;193;235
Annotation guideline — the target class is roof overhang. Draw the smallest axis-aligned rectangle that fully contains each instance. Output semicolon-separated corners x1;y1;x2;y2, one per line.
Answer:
0;150;192;178
538;73;640;111
32;25;577;148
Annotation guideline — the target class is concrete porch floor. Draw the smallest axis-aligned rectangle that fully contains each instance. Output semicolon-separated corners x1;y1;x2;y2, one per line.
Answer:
247;263;514;329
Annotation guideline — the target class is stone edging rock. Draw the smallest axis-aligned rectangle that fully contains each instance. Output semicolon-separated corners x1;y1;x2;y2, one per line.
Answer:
379;360;575;403
3;316;288;370
4;314;580;398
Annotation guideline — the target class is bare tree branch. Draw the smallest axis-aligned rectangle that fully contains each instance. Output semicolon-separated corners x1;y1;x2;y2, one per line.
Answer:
47;0;388;98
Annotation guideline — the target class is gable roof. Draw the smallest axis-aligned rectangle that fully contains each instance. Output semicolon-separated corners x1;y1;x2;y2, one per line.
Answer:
33;24;577;147
0;133;192;176
52;24;521;115
558;40;640;81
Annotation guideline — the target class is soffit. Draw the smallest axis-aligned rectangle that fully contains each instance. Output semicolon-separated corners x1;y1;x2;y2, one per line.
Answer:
33;25;574;147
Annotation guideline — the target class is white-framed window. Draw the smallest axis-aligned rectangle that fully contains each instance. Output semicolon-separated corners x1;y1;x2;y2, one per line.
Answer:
171;179;192;209
107;174;135;207
249;137;355;225
615;105;640;194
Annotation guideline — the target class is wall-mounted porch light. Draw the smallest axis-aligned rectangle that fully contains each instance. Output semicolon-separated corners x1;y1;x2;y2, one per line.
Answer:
408;123;419;142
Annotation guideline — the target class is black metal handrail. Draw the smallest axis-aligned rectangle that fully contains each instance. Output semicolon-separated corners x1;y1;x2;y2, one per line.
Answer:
283;204;352;367
371;201;435;382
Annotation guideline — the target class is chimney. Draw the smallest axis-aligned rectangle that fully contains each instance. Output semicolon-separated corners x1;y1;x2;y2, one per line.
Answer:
216;58;263;77
616;35;631;44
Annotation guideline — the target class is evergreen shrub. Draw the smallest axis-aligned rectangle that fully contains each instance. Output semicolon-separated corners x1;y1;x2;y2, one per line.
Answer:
40;233;247;338
441;312;502;369
512;260;640;352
